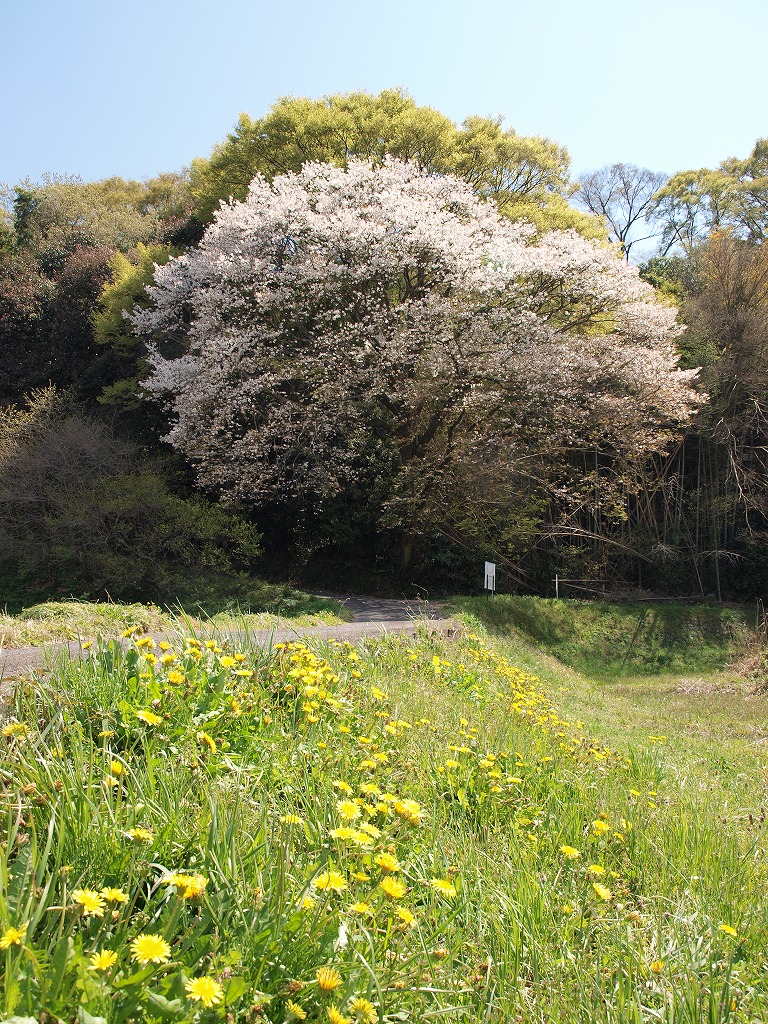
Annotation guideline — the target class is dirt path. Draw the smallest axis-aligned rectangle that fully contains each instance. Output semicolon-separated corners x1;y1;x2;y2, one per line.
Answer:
0;596;458;683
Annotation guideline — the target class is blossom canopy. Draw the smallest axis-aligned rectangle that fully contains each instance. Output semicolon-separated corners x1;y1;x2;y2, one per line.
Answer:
135;158;698;539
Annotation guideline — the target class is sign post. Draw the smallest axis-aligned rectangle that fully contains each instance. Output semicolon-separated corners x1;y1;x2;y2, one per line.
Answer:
484;561;496;599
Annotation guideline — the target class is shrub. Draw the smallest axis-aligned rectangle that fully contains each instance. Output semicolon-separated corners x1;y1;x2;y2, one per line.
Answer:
0;389;261;599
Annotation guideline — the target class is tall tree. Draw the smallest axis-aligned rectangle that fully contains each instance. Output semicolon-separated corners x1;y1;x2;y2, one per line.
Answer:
576;163;667;261
135;159;697;564
654;138;768;254
189;89;603;238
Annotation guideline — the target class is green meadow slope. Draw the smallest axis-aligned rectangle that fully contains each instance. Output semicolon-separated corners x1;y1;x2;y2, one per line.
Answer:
0;601;766;1021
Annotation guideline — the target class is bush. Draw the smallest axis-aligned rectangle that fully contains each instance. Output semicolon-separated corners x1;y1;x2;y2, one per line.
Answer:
0;389;261;599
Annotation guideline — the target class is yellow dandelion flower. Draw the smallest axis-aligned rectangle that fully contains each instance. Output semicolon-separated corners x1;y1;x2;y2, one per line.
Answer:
351;871;370;882
393;798;422;825
348;830;373;847
358;822;381;839
160;653;176;665
430;877;457;899
348;996;377;1024
650;960;665;974
336;800;362;821
72;889;106;917
592;882;612;901
316;965;343;991
374;852;401;873
81;640;93;650
560;845;581;860
330;826;358;841
327;1008;352;1024
350;901;373;915
282;814;305;825
136;709;162;726
333;780;354;794
101;887;128;904
588;864;606;876
124;827;154;843
300;895;316;911
719;923;738;937
379;876;407;900
371;687;388;700
135;636;155;649
591;820;610;835
130;933;171;964
395;906;416;927
167;670;185;684
196;731;217;753
89;949;118;971
0;925;26;948
219;655;236;668
286;1000;307;1021
185;976;224;1008
1;722;28;738
182;874;208;899
314;870;347;893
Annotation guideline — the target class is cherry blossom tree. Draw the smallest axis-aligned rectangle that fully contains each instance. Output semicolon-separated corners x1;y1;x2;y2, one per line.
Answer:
134;159;699;555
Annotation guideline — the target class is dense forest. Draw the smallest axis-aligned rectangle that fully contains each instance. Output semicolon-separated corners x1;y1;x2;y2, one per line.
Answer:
2;89;767;601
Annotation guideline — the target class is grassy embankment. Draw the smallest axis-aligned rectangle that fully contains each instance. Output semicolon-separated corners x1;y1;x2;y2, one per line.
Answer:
0;596;766;1022
0;580;351;648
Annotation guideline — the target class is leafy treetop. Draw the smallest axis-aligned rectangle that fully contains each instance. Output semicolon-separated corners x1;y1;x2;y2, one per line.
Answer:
189;89;604;238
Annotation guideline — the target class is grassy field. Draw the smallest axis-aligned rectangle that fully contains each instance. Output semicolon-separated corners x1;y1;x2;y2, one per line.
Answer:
0;598;766;1022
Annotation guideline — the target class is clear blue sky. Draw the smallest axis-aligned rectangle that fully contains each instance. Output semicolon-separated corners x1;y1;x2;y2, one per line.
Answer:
3;0;766;187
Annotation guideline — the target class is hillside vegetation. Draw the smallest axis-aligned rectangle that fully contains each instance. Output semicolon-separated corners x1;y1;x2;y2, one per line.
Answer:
450;596;753;677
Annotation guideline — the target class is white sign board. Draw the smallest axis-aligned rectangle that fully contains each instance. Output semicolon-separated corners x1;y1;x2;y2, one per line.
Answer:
484;561;496;593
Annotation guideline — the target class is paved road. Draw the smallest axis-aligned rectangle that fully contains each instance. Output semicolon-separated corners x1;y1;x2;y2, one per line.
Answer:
0;596;459;683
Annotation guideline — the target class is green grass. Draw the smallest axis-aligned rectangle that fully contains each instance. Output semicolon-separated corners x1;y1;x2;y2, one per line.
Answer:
1;599;767;1021
448;595;754;678
0;581;351;647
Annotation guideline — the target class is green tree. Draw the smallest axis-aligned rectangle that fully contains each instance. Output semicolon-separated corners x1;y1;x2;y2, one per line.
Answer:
0;173;189;406
190;89;603;237
90;242;175;435
654;138;768;254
